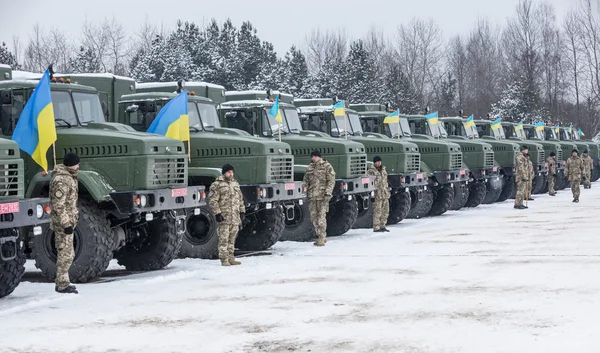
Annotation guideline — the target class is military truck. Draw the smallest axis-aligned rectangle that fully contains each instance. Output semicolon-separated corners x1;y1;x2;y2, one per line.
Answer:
218;90;375;241
1;68;205;284
440;117;503;205
294;100;427;228
518;123;565;193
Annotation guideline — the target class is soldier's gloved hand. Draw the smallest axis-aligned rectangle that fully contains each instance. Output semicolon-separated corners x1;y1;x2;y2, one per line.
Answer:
215;213;225;223
521;178;527;182
64;226;74;235
240;213;245;223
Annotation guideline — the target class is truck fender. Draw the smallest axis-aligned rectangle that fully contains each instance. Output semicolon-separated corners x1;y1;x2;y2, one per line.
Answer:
187;167;223;180
294;165;308;175
419;161;433;175
26;170;114;202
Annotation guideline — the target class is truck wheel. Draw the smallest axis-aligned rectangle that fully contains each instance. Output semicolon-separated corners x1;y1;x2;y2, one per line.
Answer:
236;206;285;251
465;181;486;207
30;199;113;283
450;182;469;210
281;202;316;242
406;188;433;219
114;213;182;271
0;231;25;298
352;196;374;229
497;176;515;202
429;184;455;216
592;167;599;182
532;174;545;194
326;198;358;237
178;206;218;259
541;174;549;193
482;180;502;204
387;192;411;225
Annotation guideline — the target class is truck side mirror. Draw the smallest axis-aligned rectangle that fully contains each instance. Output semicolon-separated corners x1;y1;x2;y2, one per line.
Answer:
0;106;13;136
125;104;139;113
225;111;237;119
101;101;109;121
0;90;11;105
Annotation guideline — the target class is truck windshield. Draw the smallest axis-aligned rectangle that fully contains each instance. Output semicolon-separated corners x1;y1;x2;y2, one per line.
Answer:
561;130;571;140
332;115;351;137
197;102;221;129
72;92;105;124
347;113;364;135
263;108;289;136
545;128;557;140
399;118;412;137
188;102;202;130
283;109;302;133
427;120;440;138
437;122;449;138
51;91;78;126
502;125;516;138
572;130;581;140
535;129;545;140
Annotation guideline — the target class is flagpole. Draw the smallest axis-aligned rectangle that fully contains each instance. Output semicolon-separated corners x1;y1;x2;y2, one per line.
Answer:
397;122;400;140
187;140;191;162
344;111;347;140
52;143;56;168
279;124;281;142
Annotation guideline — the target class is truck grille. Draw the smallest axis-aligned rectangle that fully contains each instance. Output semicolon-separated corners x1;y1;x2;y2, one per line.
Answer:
269;157;293;182
557;150;563;163
484;152;494;168
407;154;420;172
0;163;20;197
538;150;545;164
450;153;462;170
151;158;186;186
349;156;367;177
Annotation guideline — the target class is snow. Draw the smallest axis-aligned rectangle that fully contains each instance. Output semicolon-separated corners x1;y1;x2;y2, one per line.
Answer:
0;64;10;69
3;188;600;352
137;81;225;90
226;90;290;96
56;73;134;82
11;70;42;80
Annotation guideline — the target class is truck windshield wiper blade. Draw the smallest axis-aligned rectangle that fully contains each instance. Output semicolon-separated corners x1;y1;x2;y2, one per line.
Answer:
55;118;72;128
189;126;200;132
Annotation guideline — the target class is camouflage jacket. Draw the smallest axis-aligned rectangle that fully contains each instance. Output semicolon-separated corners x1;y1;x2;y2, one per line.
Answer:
50;164;79;231
547;156;557;176
581;155;593;174
208;176;245;222
527;157;534;179
515;152;529;181
303;159;336;201
565;156;584;180
368;164;390;199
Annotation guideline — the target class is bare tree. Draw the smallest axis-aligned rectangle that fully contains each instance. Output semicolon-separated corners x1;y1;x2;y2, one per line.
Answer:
23;24;73;73
539;3;565;120
303;28;348;74
564;10;583;117
447;35;467;111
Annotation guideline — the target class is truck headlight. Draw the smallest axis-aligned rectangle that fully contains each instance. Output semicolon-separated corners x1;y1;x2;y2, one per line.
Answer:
140;195;147;207
36;204;44;219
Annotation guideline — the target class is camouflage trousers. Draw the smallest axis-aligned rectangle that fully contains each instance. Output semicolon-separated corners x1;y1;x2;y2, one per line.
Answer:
583;171;591;187
515;181;527;206
548;175;556;195
372;196;389;231
571;179;580;199
55;230;74;290
217;221;239;261
309;199;329;240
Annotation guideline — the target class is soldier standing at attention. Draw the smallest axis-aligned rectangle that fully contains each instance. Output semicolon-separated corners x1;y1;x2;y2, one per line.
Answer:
209;164;246;266
50;152;80;294
527;151;535;201
368;156;390;232
514;146;529;209
547;151;557;196
565;149;584;203
581;150;593;189
304;150;335;246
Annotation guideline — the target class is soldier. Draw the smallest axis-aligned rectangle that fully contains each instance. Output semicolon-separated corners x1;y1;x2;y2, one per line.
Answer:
581;150;593;189
368;156;390;233
303;150;335;246
50;152;80;294
527;152;535;201
209;164;246;266
514;145;529;209
547;151;557;196
565;149;584;203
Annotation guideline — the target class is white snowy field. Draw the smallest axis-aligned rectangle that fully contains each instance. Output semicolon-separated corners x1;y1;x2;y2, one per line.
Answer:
2;187;600;353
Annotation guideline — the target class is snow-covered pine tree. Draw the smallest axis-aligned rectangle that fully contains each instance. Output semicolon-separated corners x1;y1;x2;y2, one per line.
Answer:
130;35;166;83
436;72;458;116
70;46;101;73
250;41;284;91
382;62;421;114
280;46;309;98
160;21;199;82
215;19;241;90
235;21;263;90
194;19;221;83
342;40;383;103
0;41;20;69
491;78;545;123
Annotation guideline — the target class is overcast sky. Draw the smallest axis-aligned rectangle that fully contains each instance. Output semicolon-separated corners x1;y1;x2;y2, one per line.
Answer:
1;0;575;55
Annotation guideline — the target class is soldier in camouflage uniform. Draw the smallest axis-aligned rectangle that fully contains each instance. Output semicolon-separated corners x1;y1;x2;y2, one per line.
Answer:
547;151;557;196
565;149;584;202
50;152;80;294
303;150;335;246
581;150;593;189
527;152;534;201
514;146;529;209
368;156;390;232
209;164;246;266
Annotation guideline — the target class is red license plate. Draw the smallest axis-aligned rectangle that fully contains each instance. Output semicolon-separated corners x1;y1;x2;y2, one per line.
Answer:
285;183;295;190
362;177;371;184
459;170;466;175
0;201;19;215
493;167;498;172
417;173;423;179
171;188;188;197
545;163;548;167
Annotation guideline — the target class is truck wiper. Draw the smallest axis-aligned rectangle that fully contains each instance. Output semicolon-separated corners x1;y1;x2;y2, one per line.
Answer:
55;118;72;128
189;126;200;132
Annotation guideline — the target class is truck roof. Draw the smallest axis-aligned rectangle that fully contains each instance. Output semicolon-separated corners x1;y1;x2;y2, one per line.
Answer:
220;100;296;109
0;64;10;69
296;105;359;114
120;91;213;104
0;80;97;92
225;90;294;104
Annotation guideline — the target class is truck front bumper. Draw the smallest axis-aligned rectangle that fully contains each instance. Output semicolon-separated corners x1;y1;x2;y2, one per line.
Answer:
240;181;305;205
388;172;429;189
110;186;206;216
433;169;470;184
333;176;376;197
0;197;51;230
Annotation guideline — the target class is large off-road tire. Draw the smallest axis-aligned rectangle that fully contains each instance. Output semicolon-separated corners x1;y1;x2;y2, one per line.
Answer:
281;201;316;242
387;192;411;225
179;206;218;259
532;174;545;194
236;206;285;250
429;184;455;216
30;199;113;283
497;176;515;202
482;179;503;204
0;231;25;298
465;181;486;208
592;167;599;182
450;181;469;210
406;188;434;219
326;198;358;237
541;174;549;193
114;213;182;271
352;196;374;229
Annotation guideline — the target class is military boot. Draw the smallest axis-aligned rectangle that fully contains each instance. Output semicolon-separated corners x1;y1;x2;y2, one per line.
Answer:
314;238;326;246
228;258;241;266
220;258;231;266
573;198;579;203
381;227;390;232
513;205;527;210
55;285;78;294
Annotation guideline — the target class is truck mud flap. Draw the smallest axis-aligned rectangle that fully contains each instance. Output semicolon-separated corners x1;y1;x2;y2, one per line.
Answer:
0;235;18;261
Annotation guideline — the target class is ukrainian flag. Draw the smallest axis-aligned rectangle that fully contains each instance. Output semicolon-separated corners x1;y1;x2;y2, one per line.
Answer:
11;69;57;172
535;121;544;131
578;127;585;136
464;115;475;128
491;117;501;130
515;121;524;131
426;111;438;125
554;124;560;133
269;95;282;122
147;90;190;141
333;100;345;118
383;109;399;124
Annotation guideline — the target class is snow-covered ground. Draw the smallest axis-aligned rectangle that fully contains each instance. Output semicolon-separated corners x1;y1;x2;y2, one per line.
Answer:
2;187;600;353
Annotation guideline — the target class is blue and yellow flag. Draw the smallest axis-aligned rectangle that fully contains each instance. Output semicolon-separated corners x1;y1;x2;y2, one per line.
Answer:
568;125;573;134
383;109;399;124
491;117;502;130
554;124;560;133
465;115;475;128
12;69;57;172
147;90;190;141
514;120;523;131
535;121;544;131
426;111;438;125
269;95;282;122
333;100;345;118
578;127;585;137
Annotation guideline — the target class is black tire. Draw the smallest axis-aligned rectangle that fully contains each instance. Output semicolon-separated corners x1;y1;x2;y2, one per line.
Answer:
406;188;434;219
482;179;502;204
532;174;545;194
387;192;411;225
236;206;285;250
497;176;515;202
450;182;469;210
280;201;316;242
179;206;218;259
0;231;25;298
592;167;599;182
326;198;358;237
429;184;455;216
352;196;373;229
465;181;486;208
30;199;113;283
541;174;549;193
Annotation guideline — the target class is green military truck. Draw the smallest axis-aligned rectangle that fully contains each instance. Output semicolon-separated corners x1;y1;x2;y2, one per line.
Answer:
218;90;375;241
2;68;205;284
518;123;565;193
294;100;427;228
